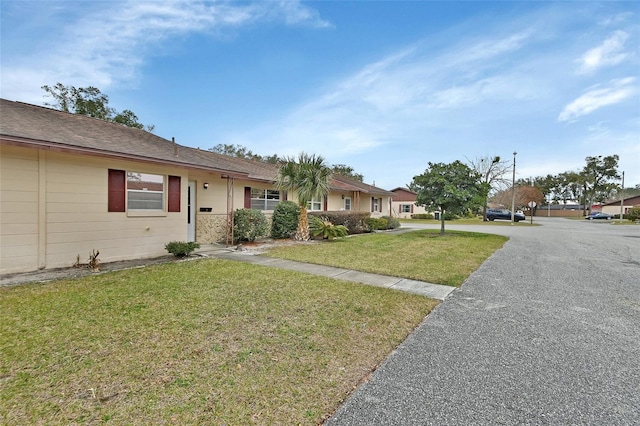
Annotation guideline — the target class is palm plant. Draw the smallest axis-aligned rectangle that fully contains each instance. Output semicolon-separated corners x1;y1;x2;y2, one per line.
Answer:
309;216;348;240
275;153;332;241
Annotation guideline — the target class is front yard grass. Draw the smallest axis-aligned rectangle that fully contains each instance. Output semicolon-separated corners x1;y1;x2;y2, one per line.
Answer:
0;259;437;425
266;229;508;286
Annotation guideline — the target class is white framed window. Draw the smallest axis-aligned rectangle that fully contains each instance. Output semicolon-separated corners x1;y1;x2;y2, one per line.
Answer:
251;188;280;210
400;204;412;213
372;197;380;213
344;196;352;211
308;199;322;211
127;172;164;211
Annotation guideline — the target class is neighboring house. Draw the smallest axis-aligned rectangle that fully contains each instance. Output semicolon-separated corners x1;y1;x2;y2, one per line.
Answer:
389;187;430;218
0;99;392;274
532;203;584;218
327;174;393;216
198;153;393;217
600;195;640;217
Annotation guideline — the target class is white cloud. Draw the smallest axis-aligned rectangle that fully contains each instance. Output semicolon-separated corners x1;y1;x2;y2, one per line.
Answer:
223;26;548;164
272;0;332;28
429;75;540;109
458;31;531;64
598;12;633;27
577;30;629;74
558;77;637;122
0;1;330;103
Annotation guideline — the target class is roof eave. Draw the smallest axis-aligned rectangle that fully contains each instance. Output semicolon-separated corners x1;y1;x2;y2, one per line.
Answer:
0;136;249;178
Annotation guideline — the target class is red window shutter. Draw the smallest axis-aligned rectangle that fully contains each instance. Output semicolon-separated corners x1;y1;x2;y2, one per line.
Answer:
371;197;374;212
168;176;181;212
323;195;328;211
283;191;288;201
411;204;414;213
244;187;251;208
108;169;125;212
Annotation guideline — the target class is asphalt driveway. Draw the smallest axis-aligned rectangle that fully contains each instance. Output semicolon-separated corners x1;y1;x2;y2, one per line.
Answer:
327;218;640;425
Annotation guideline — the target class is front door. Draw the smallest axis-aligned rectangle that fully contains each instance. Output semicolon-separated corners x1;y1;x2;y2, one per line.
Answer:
187;181;196;241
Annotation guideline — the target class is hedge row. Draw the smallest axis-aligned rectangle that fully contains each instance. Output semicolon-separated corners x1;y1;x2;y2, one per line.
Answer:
308;211;371;234
232;207;405;243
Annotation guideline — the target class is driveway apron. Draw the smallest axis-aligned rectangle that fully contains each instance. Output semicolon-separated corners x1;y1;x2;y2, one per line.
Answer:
327;218;640;425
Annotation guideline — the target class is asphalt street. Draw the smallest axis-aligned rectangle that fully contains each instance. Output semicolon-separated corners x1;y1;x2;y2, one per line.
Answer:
327;217;640;425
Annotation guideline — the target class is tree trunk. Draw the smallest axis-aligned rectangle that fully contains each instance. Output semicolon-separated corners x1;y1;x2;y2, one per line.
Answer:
296;206;310;241
440;210;446;235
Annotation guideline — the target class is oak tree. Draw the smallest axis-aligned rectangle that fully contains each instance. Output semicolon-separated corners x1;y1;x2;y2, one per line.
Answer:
42;83;154;131
412;161;488;234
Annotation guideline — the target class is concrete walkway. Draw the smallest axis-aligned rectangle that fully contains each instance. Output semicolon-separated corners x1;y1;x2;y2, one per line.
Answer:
197;246;455;301
1;235;454;300
326;217;640;425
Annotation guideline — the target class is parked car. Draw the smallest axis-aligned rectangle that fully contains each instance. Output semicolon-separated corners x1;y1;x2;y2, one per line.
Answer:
585;212;613;220
486;209;526;222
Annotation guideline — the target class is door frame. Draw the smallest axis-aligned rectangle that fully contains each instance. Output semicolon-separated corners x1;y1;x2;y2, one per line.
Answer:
187;181;196;242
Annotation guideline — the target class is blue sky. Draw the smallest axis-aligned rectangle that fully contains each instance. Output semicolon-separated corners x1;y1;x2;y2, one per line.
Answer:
2;1;639;189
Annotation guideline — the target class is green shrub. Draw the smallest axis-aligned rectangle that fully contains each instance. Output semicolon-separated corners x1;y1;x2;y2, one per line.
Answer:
271;201;300;239
381;216;401;229
443;212;459;221
233;208;269;243
627;207;640;222
309;216;348;240
309;211;370;234
411;213;434;220
366;217;388;230
165;241;200;257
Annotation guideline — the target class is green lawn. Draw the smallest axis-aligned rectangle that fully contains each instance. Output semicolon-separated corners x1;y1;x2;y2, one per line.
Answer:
1;259;437;425
266;229;508;286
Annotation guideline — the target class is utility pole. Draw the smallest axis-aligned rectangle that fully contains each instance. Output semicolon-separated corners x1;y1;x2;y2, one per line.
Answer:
511;151;517;225
620;171;625;221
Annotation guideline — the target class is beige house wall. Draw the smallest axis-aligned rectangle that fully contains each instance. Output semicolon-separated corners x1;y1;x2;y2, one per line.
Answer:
189;171;230;244
325;192;391;216
326;192;350;211
1;145;188;274
367;195;390;216
1;143;396;274
390;201;429;219
345;194;388;216
194;178;280;243
1;145;39;273
601;204;638;216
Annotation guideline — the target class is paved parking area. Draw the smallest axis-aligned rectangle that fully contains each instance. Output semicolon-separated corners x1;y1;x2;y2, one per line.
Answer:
327;218;640;425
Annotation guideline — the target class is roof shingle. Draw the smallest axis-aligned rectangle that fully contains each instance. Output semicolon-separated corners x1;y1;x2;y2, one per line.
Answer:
1;98;392;195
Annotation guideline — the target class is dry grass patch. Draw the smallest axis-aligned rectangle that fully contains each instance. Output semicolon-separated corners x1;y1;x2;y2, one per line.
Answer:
266;229;507;286
0;259;436;425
